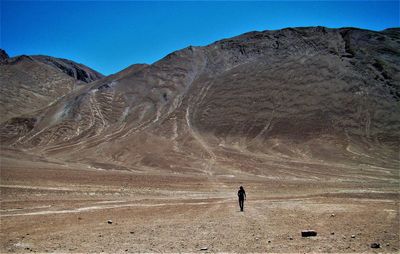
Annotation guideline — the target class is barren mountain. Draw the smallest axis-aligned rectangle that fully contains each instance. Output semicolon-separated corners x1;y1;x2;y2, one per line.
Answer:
0;51;103;122
2;27;399;176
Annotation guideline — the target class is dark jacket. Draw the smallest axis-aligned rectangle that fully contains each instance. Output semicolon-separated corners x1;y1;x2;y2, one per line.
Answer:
238;189;246;200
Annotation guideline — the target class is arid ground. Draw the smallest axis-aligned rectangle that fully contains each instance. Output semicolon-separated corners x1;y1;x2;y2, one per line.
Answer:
1;153;398;253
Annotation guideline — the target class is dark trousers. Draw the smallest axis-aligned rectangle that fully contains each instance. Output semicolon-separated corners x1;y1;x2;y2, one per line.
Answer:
239;198;244;211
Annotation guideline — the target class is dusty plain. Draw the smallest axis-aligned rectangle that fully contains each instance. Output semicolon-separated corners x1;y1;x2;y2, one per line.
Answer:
1;154;398;253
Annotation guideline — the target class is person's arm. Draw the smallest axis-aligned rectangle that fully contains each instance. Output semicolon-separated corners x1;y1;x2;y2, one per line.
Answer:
244;191;246;200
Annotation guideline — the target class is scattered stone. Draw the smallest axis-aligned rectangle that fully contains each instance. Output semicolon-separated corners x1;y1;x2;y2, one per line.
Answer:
125;249;128;252
331;232;335;235
301;230;317;237
130;231;134;234
107;220;112;224
351;235;355;238
200;247;208;251
255;237;259;240
386;243;390;246
331;214;335;217
371;243;380;248
268;240;271;243
288;236;293;240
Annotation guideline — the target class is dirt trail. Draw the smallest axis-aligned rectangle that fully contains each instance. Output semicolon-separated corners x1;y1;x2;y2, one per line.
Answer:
0;199;234;217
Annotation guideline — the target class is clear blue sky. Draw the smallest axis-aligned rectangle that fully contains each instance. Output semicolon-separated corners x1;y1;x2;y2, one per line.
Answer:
1;1;399;75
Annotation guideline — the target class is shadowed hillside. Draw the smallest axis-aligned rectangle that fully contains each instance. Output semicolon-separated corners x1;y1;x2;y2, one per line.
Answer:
0;51;104;123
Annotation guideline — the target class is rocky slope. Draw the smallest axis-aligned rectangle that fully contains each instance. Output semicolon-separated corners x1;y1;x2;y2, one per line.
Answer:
1;27;399;177
0;49;10;61
0;51;104;122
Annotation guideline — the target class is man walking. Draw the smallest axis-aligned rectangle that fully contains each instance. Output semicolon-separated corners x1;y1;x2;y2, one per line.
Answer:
238;186;246;212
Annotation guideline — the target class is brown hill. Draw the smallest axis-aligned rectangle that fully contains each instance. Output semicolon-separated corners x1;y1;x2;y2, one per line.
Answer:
1;27;399;178
0;51;104;122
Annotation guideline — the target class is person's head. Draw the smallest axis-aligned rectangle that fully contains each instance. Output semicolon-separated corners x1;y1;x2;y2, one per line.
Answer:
240;186;244;190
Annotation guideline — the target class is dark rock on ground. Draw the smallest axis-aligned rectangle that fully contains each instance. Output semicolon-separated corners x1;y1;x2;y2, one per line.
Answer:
371;243;381;248
301;230;317;237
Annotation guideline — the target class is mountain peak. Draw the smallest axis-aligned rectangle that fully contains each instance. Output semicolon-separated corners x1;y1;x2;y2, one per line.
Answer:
0;52;104;122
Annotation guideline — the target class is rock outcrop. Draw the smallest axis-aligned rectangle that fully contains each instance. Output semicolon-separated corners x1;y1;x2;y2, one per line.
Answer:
31;55;104;83
0;49;9;61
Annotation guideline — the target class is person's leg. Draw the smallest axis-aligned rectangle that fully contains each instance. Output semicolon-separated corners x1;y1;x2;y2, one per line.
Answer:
239;199;244;211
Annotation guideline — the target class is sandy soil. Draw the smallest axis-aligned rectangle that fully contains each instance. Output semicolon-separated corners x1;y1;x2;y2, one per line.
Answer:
1;157;399;254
